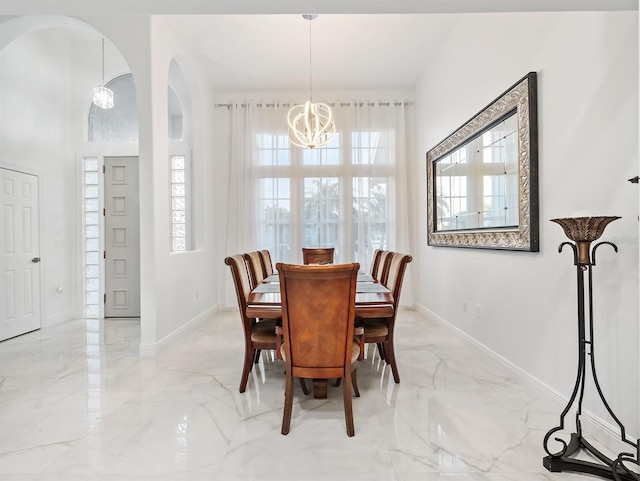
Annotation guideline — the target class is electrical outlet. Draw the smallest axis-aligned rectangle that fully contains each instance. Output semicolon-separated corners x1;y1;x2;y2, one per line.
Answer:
475;304;481;319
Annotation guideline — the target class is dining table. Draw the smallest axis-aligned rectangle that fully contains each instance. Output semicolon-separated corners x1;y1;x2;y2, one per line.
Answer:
246;271;394;320
245;271;394;399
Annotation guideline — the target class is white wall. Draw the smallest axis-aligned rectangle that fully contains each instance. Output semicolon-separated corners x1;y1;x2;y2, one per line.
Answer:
0;16;219;351
0;27;78;326
413;11;638;439
82;16;219;349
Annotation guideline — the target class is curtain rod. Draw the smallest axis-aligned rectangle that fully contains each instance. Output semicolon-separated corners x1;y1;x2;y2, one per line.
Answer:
214;101;412;109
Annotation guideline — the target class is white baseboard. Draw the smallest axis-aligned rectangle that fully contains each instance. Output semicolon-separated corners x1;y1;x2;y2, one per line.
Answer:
414;303;636;458
44;310;75;327
138;305;219;357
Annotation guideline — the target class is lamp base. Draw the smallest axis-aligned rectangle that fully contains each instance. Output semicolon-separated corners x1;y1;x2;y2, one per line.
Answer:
544;433;638;481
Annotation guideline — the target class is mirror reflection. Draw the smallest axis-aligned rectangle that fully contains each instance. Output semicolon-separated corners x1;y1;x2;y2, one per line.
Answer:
435;113;518;231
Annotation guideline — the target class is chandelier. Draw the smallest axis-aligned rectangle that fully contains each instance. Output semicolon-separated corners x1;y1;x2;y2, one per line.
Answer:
287;14;335;149
92;37;114;109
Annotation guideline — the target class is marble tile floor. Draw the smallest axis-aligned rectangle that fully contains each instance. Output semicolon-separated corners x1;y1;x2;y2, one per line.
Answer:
0;308;611;480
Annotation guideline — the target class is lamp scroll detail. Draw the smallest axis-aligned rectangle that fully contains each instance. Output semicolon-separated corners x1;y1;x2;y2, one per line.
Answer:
287;14;335;149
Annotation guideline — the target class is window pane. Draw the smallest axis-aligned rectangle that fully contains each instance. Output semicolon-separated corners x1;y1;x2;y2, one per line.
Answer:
258;134;291;166
170;155;191;252
84;158;98;171
258;177;291;262
303;177;339;247
302;133;340;165
352;131;392;165
353;177;388;261
172;210;186;223
172;171;185;183
172;184;185;196
173;238;186;251
85;172;98;185
172;156;185;169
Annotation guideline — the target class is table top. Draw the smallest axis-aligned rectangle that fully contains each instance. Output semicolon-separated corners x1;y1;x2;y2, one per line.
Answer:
246;272;393;319
262;272;375;283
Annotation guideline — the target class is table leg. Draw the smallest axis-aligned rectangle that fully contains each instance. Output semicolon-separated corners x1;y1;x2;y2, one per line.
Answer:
313;379;327;398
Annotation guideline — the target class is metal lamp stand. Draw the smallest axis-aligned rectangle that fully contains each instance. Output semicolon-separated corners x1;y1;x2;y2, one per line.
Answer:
543;217;638;481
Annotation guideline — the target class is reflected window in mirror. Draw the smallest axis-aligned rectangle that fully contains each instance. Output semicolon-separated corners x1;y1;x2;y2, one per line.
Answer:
435;113;519;231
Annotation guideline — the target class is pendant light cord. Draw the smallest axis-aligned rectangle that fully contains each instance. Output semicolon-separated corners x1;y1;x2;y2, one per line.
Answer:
308;17;312;102
101;37;106;84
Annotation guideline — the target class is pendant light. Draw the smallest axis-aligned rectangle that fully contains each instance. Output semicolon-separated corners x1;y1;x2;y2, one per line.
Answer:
287;14;335;149
92;37;114;109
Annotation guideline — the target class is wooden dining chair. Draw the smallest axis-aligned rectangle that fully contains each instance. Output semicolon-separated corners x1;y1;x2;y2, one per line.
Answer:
243;251;267;289
302;247;335;265
225;254;278;393
372;250;392;282
369;248;383;278
259;249;274;276
361;251;412;383
276;262;362;436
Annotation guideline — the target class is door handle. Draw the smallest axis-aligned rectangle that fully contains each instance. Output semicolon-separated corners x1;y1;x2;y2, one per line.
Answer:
31;257;41;263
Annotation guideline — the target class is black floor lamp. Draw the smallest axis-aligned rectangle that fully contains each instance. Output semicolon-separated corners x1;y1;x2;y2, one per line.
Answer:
543;216;638;481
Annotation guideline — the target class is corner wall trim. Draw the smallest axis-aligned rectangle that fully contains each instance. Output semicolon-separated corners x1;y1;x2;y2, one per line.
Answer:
138;305;219;357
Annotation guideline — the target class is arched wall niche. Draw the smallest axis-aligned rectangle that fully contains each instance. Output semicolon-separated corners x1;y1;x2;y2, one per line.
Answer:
168;57;195;144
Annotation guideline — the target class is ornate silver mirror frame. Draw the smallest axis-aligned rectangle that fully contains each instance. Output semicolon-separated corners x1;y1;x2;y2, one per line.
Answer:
426;72;539;251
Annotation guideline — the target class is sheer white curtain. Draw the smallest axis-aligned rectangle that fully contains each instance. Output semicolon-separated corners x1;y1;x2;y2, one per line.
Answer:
221;99;413;304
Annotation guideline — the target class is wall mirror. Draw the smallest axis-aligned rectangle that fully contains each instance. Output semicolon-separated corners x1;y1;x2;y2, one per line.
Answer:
426;72;539;251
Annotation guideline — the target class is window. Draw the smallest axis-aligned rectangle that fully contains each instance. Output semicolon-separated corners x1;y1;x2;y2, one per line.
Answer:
83;157;101;318
170;154;191;252
256;128;394;267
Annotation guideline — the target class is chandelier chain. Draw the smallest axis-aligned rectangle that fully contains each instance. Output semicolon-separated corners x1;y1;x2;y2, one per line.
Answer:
308;17;312;101
101;37;105;84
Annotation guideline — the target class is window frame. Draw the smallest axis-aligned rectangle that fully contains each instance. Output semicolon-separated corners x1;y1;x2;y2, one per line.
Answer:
169;147;193;253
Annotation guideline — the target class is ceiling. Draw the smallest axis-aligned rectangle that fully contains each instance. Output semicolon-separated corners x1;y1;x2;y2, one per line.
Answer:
1;0;635;92
170;14;465;92
1;0;635;15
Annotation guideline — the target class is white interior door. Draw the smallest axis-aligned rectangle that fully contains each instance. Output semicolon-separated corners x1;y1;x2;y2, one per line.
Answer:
0;168;41;341
104;157;140;317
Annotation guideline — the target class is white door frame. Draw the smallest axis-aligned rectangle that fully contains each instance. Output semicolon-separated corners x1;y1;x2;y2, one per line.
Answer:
78;149;139;320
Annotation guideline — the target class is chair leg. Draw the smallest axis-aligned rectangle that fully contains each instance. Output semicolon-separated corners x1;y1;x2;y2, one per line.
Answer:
282;374;295;435
253;349;261;364
334;378;341;387
351;367;360;398
299;378;309;395
239;347;255;393
385;340;400;383
376;342;385;360
342;372;355;437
